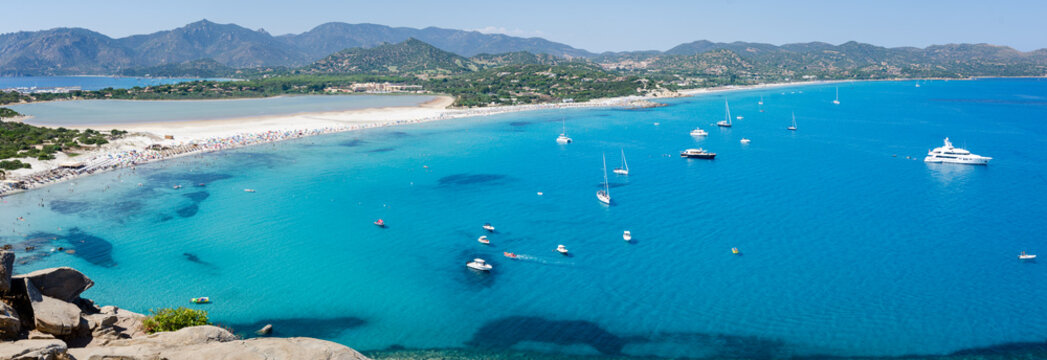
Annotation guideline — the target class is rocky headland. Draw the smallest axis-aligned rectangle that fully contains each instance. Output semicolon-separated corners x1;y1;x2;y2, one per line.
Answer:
0;251;368;360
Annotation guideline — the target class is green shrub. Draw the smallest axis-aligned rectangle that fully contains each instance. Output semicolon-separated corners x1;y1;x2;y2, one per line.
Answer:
143;307;211;333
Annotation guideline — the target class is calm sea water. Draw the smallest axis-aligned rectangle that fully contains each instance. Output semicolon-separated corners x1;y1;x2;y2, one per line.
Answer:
8;95;436;125
3;79;1047;358
0;76;220;91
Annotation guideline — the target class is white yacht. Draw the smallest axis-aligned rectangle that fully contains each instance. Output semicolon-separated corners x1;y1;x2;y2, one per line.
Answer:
556;245;569;255
466;258;492;271
613;149;629;175
717;101;733;127
597;154;612;205
923;138;991;165
690;127;708;137
787;112;797;131
483;223;495;232
1019;251;1037;260
623;231;632;242
556;118;572;144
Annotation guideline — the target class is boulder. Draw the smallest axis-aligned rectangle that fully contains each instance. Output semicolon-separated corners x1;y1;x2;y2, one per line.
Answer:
0;339;68;360
27;329;56;340
256;323;273;336
0;250;13;293
0;300;21;339
66;326;369;360
69;307;146;347
25;279;81;336
14;267;94;302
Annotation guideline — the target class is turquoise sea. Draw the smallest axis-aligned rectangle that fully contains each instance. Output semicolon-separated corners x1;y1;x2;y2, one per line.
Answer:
0;76;221;92
3;79;1047;358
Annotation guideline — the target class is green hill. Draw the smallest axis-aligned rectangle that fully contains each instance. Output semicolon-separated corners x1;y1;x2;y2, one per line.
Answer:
300;39;476;75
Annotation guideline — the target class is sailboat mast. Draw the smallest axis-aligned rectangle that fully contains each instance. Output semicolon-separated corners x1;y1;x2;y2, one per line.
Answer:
725;101;732;125
602;154;610;194
621;149;628;171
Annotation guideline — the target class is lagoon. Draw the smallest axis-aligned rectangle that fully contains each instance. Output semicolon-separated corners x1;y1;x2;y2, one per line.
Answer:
9;95;437;126
2;79;1047;358
0;76;220;92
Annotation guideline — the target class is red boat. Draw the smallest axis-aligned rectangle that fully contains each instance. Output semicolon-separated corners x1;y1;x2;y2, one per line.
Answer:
374;219;385;227
503;252;517;259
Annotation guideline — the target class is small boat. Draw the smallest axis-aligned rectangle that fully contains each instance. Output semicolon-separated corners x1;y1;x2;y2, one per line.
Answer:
483;223;495;232
758;96;763;106
732;247;740;255
680;148;716;159
597;154;611;205
915;83;921;88
1019;251;1037;260
466;258;492;271
244;189;256;193
740;138;751;144
478;235;490;245
623;231;632;241
556;245;569;255
537;192;544;196
196;183;206;187
374;219;385;227
787;112;797;131
613;149;629;176
736;116;744;120
833;87;840;105
690;127;708;137
717;101;733;127
556;118;572;144
172;185;182;189
191;297;210;304
503;252;518;259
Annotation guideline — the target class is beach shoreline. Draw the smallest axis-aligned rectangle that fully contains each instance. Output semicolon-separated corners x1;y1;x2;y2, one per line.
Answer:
0;79;863;196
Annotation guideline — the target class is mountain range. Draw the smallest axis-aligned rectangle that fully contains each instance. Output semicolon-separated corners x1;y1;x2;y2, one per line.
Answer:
1;19;1045;77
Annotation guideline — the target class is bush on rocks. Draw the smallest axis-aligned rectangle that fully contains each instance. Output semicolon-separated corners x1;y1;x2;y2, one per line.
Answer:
143;307;210;334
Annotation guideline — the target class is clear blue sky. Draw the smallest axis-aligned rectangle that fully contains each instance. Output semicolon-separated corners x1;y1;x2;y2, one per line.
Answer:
2;0;1045;52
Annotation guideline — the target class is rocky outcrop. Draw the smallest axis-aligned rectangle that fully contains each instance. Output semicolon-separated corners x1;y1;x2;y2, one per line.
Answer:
0;253;370;360
24;279;81;336
0;301;20;340
14;267;94;302
0;339;68;360
66;326;367;360
0;251;13;293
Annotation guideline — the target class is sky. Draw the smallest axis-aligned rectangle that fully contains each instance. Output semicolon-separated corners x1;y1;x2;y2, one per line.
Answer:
2;0;1045;52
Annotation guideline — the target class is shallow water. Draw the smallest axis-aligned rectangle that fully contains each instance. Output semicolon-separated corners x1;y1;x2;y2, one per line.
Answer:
2;79;1047;358
9;95;436;125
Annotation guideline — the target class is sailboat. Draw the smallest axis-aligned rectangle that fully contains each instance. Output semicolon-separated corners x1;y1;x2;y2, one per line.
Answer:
758;96;764;112
832;87;840;105
556;118;572;144
597;154;611;205
787;112;797;131
613;149;629;175
716;101;733;127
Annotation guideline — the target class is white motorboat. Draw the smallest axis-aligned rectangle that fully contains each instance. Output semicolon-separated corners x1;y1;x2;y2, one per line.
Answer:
740;138;751;144
923;138;991;165
717;101;733;127
556;245;569;255
690;127;708;136
613;149;629;176
483;223;495;232
478;235;490;245
623;231;632;241
466;258;492;271
597;154;611;205
556;118;572;144
244;189;256;193
680;148;716;159
1019;251;1037;260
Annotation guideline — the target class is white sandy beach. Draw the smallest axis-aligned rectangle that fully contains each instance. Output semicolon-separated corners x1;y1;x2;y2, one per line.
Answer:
1;80;843;194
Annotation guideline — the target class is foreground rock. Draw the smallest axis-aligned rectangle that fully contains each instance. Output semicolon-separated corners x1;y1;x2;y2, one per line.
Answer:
0;254;370;359
14;267;94;302
0;339;67;360
24;279;81;336
0;251;13;293
66;326;368;360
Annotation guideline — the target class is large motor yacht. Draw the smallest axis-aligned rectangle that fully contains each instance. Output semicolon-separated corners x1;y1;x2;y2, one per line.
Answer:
680;148;716;159
924;138;991;165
